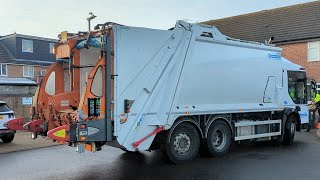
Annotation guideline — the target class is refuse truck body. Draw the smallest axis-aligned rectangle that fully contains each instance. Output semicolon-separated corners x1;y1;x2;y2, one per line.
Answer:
7;21;310;163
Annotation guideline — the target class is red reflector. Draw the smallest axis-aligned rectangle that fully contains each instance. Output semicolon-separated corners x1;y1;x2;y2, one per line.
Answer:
80;124;86;129
299;67;305;70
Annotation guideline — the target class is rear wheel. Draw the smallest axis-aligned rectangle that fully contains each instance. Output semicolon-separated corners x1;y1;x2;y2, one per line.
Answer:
206;120;231;157
165;123;200;164
2;134;14;143
283;115;297;145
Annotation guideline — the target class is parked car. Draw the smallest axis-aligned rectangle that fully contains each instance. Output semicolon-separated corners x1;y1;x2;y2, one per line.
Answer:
0;101;16;143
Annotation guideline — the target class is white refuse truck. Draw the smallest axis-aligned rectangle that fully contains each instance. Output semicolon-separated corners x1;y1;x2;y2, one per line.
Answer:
38;20;309;163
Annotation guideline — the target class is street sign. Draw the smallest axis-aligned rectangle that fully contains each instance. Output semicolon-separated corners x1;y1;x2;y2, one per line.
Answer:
22;97;33;105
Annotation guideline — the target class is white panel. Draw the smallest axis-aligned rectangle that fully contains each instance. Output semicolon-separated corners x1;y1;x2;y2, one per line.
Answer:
176;39;282;107
91;66;103;97
79;48;100;96
299;105;309;124
114;24;192;149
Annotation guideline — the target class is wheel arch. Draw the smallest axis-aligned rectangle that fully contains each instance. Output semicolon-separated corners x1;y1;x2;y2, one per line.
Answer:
167;116;204;143
204;116;233;138
284;108;301;132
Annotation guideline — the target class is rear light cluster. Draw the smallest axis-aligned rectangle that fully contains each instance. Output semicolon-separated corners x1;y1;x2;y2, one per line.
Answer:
124;99;135;113
80;124;86;129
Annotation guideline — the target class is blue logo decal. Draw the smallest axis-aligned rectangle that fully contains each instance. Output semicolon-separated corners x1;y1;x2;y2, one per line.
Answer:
284;100;288;105
268;53;281;60
299;112;308;117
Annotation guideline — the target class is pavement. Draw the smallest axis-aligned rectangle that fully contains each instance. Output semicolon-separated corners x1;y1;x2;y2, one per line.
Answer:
0;131;58;154
0;130;320;180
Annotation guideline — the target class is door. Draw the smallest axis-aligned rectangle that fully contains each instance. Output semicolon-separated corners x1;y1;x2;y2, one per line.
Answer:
287;71;308;124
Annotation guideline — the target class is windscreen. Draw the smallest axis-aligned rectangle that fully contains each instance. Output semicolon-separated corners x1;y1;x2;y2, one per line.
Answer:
288;71;307;104
0;103;11;112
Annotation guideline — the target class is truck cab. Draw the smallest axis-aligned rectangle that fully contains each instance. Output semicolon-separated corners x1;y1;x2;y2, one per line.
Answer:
282;58;309;130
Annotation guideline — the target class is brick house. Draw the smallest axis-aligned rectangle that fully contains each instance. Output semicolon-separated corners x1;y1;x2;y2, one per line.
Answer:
0;33;57;119
203;1;320;85
0;33;56;81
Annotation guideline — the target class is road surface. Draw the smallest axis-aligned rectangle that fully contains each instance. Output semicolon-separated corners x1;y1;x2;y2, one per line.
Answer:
0;131;319;180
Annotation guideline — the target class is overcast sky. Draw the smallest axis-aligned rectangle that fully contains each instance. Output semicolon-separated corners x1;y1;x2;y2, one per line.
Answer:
0;0;315;39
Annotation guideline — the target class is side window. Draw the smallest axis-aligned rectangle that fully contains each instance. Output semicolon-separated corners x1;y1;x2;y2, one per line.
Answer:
0;64;7;76
23;66;34;77
40;70;46;76
307;41;320;61
49;43;55;54
91;66;103;97
288;71;307;104
22;39;33;53
45;71;55;96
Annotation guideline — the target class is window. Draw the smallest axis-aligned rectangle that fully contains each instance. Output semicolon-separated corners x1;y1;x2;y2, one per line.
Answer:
22;39;33;53
49;43;55;54
0;103;11;112
23;66;34;77
91;66;103;97
0;64;7;76
45;71;55;95
288;71;307;104
40;70;46;76
308;41;320;61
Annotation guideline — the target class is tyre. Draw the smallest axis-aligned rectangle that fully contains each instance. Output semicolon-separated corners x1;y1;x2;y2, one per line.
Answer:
283;115;297;145
160;144;170;162
206;120;231;157
2;134;14;143
165;123;200;164
307;123;311;132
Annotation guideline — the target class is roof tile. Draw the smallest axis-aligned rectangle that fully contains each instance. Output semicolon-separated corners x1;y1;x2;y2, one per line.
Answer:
202;1;320;44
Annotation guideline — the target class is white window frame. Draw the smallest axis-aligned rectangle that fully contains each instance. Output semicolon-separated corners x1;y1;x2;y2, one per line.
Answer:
308;41;320;62
22;39;33;53
23;66;34;77
49;43;55;54
40;70;46;76
0;64;7;76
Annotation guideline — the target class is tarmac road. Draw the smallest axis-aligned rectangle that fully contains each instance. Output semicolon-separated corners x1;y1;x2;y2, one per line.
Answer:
0;131;320;180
